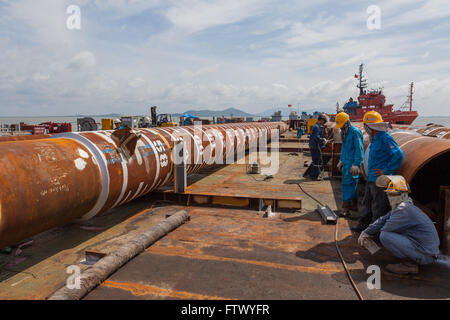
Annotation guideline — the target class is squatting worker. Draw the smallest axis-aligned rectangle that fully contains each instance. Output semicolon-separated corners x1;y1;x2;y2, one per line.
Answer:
358;175;440;274
335;112;364;217
351;111;403;233
308;113;329;180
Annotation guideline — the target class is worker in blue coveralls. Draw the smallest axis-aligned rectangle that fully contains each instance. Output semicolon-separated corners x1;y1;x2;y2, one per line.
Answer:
335;112;364;217
308;113;329;180
358;175;440;274
351;111;404;233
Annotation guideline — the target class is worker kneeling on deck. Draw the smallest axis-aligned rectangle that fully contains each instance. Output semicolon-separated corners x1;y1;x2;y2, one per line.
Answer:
358;175;440;274
352;111;403;233
335;112;364;217
308;113;329;180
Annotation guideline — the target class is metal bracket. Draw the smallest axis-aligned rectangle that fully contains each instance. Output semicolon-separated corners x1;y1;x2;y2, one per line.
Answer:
174;140;187;193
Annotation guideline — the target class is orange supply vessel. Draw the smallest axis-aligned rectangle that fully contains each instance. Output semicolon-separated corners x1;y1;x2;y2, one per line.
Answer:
342;64;418;125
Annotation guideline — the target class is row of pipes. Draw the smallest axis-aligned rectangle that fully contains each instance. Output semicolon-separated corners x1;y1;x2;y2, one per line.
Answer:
0;120;448;249
0;122;287;248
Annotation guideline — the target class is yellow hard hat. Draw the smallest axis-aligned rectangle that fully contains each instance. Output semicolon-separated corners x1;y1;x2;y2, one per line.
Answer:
335;112;350;129
363;111;383;124
376;175;410;195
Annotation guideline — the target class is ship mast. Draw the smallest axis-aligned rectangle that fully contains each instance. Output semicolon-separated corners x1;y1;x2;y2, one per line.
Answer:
357;63;368;96
408;82;413;112
401;82;414;111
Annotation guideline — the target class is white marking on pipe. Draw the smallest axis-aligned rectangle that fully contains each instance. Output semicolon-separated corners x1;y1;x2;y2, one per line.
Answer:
52;132;110;220
140;134;160;191
78;149;89;159
112;151;129;208
119;190;133;206
92;132;129;209
74;158;87;171
136;183;150;199
131;182;144;202
135;139;144;166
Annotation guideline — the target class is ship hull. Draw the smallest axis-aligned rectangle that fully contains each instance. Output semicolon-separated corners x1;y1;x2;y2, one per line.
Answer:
349;110;418;125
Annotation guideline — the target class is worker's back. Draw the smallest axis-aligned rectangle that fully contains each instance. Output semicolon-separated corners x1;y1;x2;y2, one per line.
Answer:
309;123;323;150
340;125;363;166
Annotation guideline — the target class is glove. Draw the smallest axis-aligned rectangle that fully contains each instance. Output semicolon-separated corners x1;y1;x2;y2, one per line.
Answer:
350;165;360;176
337;161;342;171
358;231;370;247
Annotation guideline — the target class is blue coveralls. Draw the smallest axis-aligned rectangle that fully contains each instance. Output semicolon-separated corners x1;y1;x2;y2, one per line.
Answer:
340;125;364;202
309;123;324;180
365;201;440;265
359;131;404;227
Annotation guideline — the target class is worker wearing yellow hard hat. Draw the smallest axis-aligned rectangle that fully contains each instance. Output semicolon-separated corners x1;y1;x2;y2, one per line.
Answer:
335;112;364;217
335;112;350;129
357;175;440;274
351;111;404;233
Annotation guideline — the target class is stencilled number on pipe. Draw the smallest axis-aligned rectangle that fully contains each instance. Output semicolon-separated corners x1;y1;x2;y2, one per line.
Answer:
153;140;165;153
160;154;168;167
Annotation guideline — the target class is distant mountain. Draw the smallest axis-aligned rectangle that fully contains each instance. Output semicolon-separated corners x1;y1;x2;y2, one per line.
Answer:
257;107;336;117
173;108;255;118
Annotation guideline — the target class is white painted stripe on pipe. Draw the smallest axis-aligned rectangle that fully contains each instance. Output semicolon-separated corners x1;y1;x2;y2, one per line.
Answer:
140;134;161;192
52;132;110;220
93;132;130;210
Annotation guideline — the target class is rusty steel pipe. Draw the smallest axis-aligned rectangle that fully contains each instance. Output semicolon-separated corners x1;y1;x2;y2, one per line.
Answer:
391;124;450;140
0;134;52;143
422;127;450;139
0;122;287;248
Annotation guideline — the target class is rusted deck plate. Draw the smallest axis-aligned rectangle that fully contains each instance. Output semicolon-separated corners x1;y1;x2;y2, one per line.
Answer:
85;206;450;300
85;132;449;300
0;199;184;300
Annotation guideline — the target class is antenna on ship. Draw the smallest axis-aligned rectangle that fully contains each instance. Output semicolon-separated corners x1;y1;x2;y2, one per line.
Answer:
356;63;368;95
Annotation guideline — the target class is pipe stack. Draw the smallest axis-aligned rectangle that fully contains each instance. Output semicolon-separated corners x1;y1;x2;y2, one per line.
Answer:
0;122;287;248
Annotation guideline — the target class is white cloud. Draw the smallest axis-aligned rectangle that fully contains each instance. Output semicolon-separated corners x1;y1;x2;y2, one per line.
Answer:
165;0;266;32
128;77;146;88
67;51;96;70
179;65;220;79
33;73;51;81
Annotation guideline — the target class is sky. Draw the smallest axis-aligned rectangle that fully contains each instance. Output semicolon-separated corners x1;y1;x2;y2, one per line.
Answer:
0;0;449;116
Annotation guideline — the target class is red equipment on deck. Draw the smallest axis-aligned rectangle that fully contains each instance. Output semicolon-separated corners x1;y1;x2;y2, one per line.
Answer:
40;122;72;133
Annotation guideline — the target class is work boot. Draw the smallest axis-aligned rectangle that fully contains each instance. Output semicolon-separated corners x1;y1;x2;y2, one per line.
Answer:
338;201;351;217
350;199;358;212
385;262;419;275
